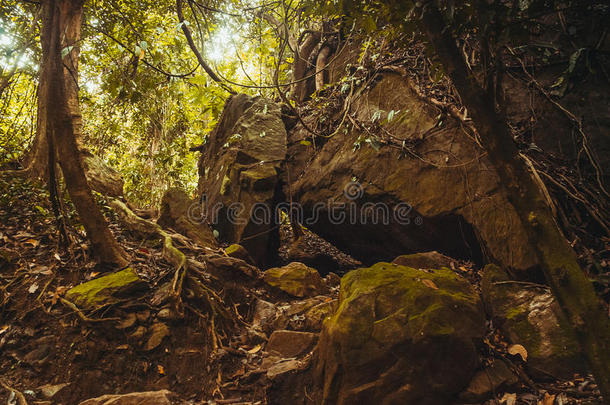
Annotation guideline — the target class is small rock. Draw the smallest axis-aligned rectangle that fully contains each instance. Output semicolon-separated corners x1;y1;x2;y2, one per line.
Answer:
263;262;327;297
144;323;170;351
130;326;147;340
78;390;173;405
392;251;454;269
252;299;277;330
459;360;519;402
157;308;174;321
266;330;317;358
266;359;301;379
115;313;137;330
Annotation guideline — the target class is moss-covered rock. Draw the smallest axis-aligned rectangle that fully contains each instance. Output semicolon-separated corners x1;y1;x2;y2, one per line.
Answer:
65;268;145;310
196;94;287;266
225;244;254;264
481;264;587;379
315;262;485;405
264;262;327;298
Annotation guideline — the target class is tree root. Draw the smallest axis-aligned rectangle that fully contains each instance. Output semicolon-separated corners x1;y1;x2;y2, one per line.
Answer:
110;199;237;351
0;378;28;405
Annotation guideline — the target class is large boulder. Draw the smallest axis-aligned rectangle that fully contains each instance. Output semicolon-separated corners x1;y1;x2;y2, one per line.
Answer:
481;264;587;379
264;262;328;298
157;187;217;248
314;262;486;404
285;72;536;272
196;94;287;265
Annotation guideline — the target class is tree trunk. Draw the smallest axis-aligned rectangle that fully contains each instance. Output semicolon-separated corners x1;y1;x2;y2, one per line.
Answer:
24;0;82;180
290;31;321;102
421;4;610;400
40;0;127;267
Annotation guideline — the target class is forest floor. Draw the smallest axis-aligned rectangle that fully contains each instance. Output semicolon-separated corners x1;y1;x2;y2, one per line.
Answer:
0;174;605;404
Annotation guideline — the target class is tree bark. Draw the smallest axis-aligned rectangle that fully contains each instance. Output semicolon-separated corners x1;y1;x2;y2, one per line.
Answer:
421;4;610;400
315;46;331;92
40;0;127;267
290;31;321;102
24;0;83;180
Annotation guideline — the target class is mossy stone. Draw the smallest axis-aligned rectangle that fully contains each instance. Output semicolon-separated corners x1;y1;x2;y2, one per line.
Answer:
65;268;145;310
264;262;327;298
481;264;587;379
315;262;486;404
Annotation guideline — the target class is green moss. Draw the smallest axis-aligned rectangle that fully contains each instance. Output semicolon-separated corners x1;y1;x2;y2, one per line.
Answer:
65;267;143;309
326;262;485;348
225;244;241;255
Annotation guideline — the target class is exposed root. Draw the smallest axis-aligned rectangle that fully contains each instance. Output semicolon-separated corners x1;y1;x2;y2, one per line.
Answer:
110;199;238;352
0;378;28;405
59;297;120;323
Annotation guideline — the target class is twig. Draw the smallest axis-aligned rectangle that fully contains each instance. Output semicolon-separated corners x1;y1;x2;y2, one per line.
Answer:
0;378;28;405
59;297;120;323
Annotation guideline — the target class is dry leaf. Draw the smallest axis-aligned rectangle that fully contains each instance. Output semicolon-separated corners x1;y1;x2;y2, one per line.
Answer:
28;283;39;294
0;325;9;336
421;279;439;290
116;344;129;350
538;392;556;405
500;392;517;405
508;344;528;361
24;238;39;247
247;344;262;354
157;364;165;375
54;253;61;261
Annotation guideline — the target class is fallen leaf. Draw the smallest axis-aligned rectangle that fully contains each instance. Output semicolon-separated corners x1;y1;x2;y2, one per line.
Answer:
0;325;9;336
24;238;39;247
247;344;262;354
28;283;39;294
508;344;528;361
116;344;129;350
500;392;517;405
54;253;61;261
157;364;165;375
421;279;439;290
538;392;556;405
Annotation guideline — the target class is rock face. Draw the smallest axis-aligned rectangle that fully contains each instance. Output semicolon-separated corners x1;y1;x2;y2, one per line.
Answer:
481;264;587;378
285;73;536;272
157;187;217;248
65;268;145;309
315;262;486;404
196;94;287;265
264;262;328;298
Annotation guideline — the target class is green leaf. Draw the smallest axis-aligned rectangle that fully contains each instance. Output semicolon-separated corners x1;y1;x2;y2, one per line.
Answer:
300;140;312;146
363;15;376;33
61;46;74;58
